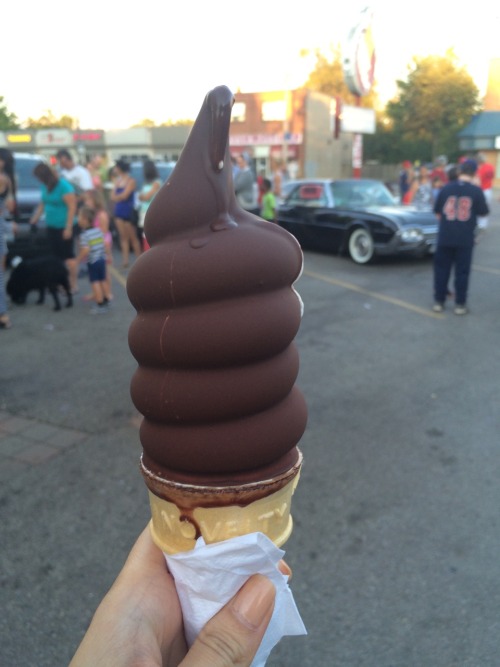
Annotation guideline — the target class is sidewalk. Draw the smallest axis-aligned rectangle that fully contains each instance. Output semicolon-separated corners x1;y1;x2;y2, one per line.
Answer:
0;411;88;482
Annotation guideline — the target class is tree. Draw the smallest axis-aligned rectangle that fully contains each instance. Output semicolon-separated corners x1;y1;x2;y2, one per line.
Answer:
384;51;480;161
25;110;79;129
302;46;378;108
0;96;19;130
131;118;193;128
132;119;156;128
160;119;193;127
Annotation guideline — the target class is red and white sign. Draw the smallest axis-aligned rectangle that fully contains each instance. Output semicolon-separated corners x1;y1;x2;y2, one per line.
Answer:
229;133;303;147
352;134;363;168
343;6;376;97
341;105;376;134
36;129;72;147
73;131;104;142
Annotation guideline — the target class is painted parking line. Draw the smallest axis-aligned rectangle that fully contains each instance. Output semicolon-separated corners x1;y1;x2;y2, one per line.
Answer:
109;265;127;288
111;263;442;319
303;269;444;319
472;264;500;276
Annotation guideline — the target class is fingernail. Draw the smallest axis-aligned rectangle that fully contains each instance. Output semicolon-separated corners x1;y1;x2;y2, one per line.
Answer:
232;575;276;630
278;560;292;579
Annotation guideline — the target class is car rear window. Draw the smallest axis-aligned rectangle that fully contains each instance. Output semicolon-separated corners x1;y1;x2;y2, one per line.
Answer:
15;158;43;189
131;162;175;190
288;184;327;207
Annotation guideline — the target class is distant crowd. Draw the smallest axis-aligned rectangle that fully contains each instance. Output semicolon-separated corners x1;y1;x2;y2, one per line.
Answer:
0;149;166;326
398;153;495;216
1;148;293;328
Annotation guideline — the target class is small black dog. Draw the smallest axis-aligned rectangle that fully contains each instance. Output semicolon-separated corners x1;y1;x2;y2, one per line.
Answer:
7;256;73;311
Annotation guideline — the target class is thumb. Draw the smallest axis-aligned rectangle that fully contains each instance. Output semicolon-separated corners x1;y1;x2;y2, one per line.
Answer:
179;574;275;667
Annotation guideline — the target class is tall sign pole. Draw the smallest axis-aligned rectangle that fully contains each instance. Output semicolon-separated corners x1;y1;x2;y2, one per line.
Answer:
342;6;376;178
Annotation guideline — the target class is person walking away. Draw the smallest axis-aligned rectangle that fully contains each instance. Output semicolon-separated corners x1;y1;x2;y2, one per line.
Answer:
76;206;111;314
0;148;16;329
476;153;495;231
31;163;78;293
234;154;259;215
110;159;141;268
137;160;162;251
260;178;276;222
83;190;114;300
432;159;489;315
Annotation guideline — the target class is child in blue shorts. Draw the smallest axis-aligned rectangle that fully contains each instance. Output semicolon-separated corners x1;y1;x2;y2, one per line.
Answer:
76;206;112;314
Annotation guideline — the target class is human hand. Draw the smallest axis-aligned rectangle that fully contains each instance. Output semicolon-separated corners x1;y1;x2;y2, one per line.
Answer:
69;527;277;667
63;227;73;240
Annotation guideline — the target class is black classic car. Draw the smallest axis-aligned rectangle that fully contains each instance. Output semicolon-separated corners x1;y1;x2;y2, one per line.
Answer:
276;178;438;264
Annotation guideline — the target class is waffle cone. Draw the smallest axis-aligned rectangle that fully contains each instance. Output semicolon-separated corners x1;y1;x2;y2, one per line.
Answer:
141;451;302;554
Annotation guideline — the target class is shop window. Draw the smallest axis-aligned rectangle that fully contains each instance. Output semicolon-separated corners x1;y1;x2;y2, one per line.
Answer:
261;101;286;122
232;103;246;122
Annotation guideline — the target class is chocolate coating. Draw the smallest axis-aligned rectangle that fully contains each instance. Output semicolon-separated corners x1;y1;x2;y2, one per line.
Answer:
127;85;307;482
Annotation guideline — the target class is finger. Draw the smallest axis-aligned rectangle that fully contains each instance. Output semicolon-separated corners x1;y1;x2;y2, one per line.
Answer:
108;525;164;589
278;559;292;580
180;574;276;667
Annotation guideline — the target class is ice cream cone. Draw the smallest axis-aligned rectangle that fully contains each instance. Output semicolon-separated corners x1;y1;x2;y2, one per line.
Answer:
141;450;303;554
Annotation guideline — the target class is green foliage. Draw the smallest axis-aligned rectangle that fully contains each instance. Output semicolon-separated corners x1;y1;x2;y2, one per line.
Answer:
131;118;193;128
383;52;480;161
132;119;156;128
303;47;378;108
159;119;193;127
304;47;481;164
364;110;433;163
25;110;78;129
0;96;19;130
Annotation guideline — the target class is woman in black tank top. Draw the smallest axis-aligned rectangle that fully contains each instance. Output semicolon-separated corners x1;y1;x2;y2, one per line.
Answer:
0;148;16;329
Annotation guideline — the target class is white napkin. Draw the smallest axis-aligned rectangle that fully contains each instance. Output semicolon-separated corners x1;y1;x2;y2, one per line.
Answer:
164;532;307;667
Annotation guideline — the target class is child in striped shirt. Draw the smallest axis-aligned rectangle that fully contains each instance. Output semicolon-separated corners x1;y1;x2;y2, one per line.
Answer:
77;206;112;314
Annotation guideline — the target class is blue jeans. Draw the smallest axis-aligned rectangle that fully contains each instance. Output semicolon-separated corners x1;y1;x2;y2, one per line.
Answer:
434;244;474;306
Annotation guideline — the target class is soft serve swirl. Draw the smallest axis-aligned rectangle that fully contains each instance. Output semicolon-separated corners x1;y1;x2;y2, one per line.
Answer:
127;86;307;483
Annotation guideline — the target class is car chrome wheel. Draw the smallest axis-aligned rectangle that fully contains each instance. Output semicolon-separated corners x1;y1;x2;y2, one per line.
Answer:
348;228;374;264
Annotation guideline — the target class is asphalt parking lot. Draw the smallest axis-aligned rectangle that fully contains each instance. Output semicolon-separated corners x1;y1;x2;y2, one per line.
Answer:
1;198;500;666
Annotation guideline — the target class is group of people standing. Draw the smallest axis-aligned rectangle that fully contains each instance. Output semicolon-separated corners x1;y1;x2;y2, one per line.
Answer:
0;148;163;327
399;157;449;209
398;154;494;315
233;153;288;223
108;159;161;265
28;150;113;313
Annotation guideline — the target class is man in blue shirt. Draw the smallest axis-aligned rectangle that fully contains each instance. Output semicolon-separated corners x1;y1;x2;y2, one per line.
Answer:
432;159;489;315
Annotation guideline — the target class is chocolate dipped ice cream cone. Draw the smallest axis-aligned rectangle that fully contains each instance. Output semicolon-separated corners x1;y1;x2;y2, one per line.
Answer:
127;85;307;554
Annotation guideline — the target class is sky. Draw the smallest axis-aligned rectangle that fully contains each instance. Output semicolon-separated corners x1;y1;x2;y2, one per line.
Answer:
3;0;499;130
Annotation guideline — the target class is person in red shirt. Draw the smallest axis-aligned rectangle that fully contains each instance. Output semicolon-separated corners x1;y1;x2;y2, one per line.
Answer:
430;155;448;186
476;153;495;230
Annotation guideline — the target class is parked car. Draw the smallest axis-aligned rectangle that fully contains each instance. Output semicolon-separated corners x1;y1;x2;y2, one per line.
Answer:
121;160;176;210
11;153;46;225
6;153;50;265
130;159;176;190
276;178;438;264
